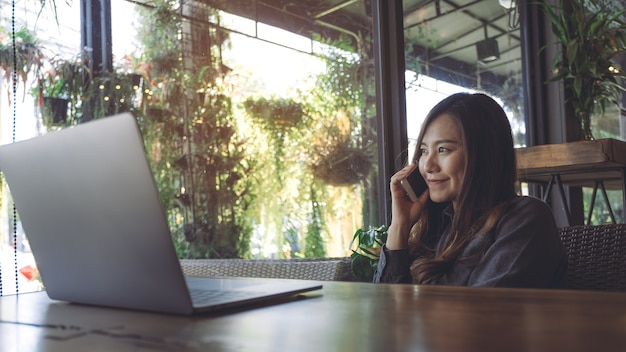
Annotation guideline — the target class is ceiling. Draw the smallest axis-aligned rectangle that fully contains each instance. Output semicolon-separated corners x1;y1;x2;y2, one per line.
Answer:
201;0;521;93
403;0;521;90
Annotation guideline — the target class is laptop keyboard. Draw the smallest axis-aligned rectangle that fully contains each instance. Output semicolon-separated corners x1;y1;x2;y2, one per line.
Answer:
189;288;263;306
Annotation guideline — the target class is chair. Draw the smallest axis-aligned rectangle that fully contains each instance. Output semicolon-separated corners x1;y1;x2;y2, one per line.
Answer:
180;257;356;282
559;224;626;291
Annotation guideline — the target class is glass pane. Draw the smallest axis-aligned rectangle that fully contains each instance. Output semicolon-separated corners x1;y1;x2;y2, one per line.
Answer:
111;0;378;259
403;0;524;157
0;0;378;294
0;1;81;294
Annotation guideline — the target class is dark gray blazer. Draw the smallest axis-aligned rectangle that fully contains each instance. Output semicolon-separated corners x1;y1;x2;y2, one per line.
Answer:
373;196;568;288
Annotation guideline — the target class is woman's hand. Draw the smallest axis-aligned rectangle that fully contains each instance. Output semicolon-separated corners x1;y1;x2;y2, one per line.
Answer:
386;163;429;250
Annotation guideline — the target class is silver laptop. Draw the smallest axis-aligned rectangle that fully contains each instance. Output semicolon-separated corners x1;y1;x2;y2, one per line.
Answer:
0;113;321;315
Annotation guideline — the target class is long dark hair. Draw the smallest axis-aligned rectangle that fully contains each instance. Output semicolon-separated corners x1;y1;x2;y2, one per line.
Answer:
408;92;517;284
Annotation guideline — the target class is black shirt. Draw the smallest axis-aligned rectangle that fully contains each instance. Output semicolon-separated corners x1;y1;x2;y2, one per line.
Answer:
373;196;568;288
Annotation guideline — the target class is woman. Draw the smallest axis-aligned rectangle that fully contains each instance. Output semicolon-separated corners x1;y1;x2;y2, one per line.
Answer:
373;93;567;288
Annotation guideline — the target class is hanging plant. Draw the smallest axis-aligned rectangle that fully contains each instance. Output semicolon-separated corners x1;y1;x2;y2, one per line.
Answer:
150;51;179;76
42;97;69;125
310;139;374;187
0;26;44;99
243;96;309;182
243;97;306;130
541;0;626;140
36;54;91;127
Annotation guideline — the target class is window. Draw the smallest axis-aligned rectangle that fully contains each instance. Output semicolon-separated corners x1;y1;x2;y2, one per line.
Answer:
3;0;619;294
0;0;380;295
0;0;81;295
403;0;524;150
122;0;380;259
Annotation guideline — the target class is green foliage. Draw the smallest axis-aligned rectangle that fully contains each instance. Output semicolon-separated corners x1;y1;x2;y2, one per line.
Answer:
135;1;255;259
242;95;323;258
38;55;90;98
134;4;374;260
312;43;366;112
305;42;376;188
304;187;326;258
583;188;624;224
404;25;439;82
242;96;309;181
137;0;181;77
35;53;140;127
541;0;626;140
141;73;255;259
0;25;43;86
310;140;374;187
35;54;90;126
177;93;256;258
350;225;387;282
87;71;141;119
243;97;307;130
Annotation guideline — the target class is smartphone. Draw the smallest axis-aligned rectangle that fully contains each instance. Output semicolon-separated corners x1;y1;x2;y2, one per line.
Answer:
400;168;427;202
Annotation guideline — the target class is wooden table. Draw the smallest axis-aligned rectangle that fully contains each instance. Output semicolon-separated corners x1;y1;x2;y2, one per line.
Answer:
516;138;626;224
2;281;626;351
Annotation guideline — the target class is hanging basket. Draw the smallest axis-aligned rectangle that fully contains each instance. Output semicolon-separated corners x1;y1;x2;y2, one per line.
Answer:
311;143;373;186
243;97;305;130
127;73;142;88
146;107;174;123
43;97;69;126
151;52;179;75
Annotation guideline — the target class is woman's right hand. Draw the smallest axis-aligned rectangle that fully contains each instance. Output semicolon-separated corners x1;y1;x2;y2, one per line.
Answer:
386;162;429;250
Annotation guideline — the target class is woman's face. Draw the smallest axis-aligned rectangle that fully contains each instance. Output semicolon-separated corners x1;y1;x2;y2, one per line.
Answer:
418;113;466;209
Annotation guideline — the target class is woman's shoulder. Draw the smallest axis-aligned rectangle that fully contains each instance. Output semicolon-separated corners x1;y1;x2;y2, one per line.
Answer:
501;196;556;225
508;195;551;211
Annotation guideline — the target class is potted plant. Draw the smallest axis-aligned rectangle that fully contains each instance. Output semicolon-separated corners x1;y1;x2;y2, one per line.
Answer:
39;68;71;126
541;0;626;140
0;26;44;88
37;55;91;126
350;225;387;282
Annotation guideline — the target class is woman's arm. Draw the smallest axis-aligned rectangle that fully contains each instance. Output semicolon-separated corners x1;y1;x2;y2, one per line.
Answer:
374;163;429;283
372;247;413;283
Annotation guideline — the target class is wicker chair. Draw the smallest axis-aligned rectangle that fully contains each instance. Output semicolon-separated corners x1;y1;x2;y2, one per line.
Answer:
180;257;356;282
559;224;626;291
